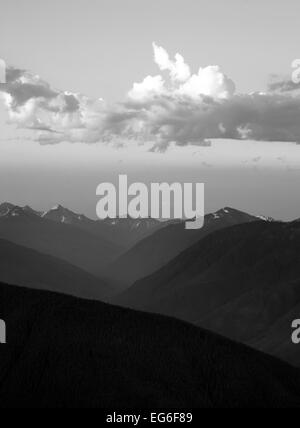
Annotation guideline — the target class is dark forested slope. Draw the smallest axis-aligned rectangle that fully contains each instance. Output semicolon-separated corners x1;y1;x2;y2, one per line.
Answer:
0;282;299;408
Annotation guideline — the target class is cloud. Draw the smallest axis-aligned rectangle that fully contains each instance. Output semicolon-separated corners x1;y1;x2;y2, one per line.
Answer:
153;43;191;82
1;44;300;149
0;66;106;142
128;75;165;101
3;68;58;107
108;91;300;150
129;44;235;102
268;75;300;93
177;66;235;99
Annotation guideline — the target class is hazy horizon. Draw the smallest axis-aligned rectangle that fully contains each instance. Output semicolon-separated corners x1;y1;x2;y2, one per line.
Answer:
1;0;300;221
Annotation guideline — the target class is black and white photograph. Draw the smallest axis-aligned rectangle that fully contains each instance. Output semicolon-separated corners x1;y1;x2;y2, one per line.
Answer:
1;0;300;411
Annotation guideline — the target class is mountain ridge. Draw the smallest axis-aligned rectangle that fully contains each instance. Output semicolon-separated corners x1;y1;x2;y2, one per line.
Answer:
0;202;171;250
106;206;273;287
0;203;120;277
113;221;300;365
0;238;114;300
0;282;299;408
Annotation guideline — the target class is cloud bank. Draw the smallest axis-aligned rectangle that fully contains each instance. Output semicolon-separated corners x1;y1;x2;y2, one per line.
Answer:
1;44;300;149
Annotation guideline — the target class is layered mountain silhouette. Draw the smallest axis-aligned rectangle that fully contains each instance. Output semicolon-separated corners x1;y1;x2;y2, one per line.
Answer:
0;282;299;408
0;202;169;251
0;203;119;277
107;207;270;286
0;239;114;300
114;221;300;366
2;201;299;367
251;301;300;367
95;216;170;249
42;205;165;248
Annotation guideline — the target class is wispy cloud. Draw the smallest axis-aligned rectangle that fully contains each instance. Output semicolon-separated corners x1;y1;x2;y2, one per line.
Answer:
268;74;300;93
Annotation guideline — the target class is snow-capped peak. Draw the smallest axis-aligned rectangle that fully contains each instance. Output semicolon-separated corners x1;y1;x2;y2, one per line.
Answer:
0;203;28;218
0;203;16;217
51;205;61;211
41;205;89;225
256;215;275;222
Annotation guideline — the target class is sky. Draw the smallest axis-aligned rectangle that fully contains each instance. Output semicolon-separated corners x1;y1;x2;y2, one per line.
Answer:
1;0;300;100
1;0;300;220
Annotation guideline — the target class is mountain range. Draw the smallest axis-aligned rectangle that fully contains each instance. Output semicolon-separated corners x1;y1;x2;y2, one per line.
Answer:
106;207;273;286
1;201;300;367
41;204;167;248
0;203;169;250
114;221;300;366
0;282;299;408
0;203;269;295
0;201;183;297
0;203;120;278
0;239;113;300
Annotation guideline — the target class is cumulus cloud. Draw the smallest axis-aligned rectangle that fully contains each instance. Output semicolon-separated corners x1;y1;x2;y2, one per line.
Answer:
153;43;191;82
177;66;235;99
0;66;106;142
129;44;235;102
128;75;165;101
1;44;300;149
